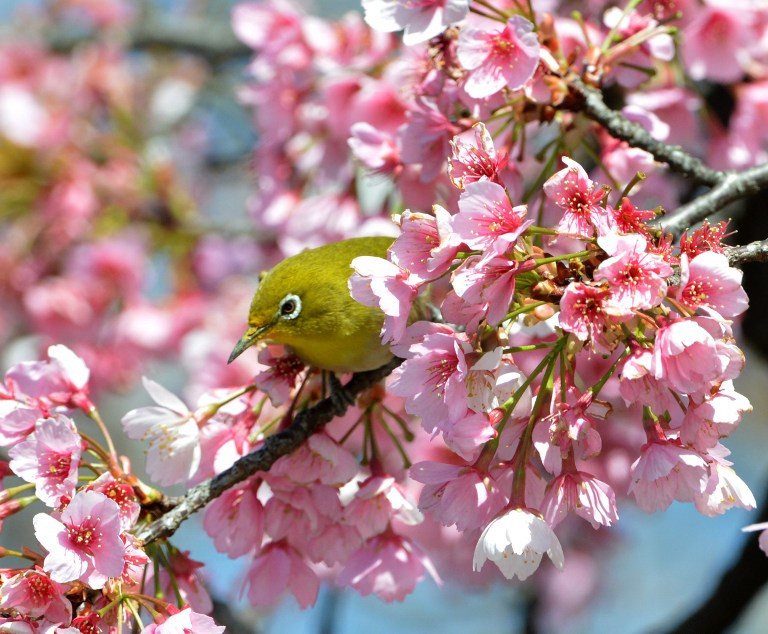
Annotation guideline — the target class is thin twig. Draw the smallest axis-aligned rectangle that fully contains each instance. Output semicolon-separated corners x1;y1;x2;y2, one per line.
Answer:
135;357;403;545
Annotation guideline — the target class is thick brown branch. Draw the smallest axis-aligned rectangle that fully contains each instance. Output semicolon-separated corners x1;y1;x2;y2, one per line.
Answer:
567;76;723;186
727;239;768;266
135;357;403;545
662;164;768;240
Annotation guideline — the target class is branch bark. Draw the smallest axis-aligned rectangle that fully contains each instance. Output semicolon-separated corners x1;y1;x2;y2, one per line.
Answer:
567;75;723;187
135;357;403;545
727;239;768;266
663;164;768;240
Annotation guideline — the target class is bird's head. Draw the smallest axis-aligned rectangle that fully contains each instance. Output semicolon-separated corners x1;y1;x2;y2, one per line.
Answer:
227;261;322;364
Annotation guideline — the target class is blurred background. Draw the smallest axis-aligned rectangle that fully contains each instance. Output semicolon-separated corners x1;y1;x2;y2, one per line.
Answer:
1;1;768;632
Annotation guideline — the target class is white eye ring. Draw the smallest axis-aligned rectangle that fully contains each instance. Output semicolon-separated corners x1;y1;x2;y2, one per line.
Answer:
278;294;302;320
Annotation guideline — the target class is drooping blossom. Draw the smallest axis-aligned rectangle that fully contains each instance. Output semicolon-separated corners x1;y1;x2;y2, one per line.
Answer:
121;377;202;486
542;471;618;529
628;439;709;512
0;401;44;447
465;347;531;416
271;431;358;486
252;347;305;406
33;490;125;588
244;542;319;608
457;16;540;99
695;459;756;516
349;255;420;344
543;158;615;236
9;415;82;507
651;319;723;395
389;206;459;283
676;251;749;319
679;382;751;452
203;479;264;558
338;531;439;602
452;180;531;255
473;507;565;581
362;0;470;45
344;475;423;540
143;607;224;634
595;234;673;310
618;346;676;413
411;460;508;532
452;255;533;326
398;96;458;182
389;330;472;432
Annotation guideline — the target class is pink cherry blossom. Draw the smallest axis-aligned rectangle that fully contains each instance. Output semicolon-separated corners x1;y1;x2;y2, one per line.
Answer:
452;180;531;255
452;255;532;326
609;198;656;237
0;401;44;447
679;382;751;451
0;568;71;624
143;607;224;634
33;490;125;588
465;347;531;416
143;550;213;615
543;158;615;237
344;475;422;540
651;319;723;395
398;96;457;181
389;206;459;283
389;330;472;432
338;531;439;602
542;471;618;529
203;479;264;558
121;377;201;486
442;410;497;461
695;460;756;516
9;415;82;507
676;251;749;319
349;255;420;344
270;431;358;486
83;474;140;532
473;507;564;581
362;0;470;46
682;5;755;83
558;282;630;354
244;542;319;608
252;347;305;406
411;460;508;532
348;122;400;174
457;16;540;99
448;122;512;190
596;234;672;310
679;219;730;260
742;522;768;557
628;439;709;512
618;346;675;412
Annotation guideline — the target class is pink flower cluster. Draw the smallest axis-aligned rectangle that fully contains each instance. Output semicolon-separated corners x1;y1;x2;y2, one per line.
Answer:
0;345;222;631
349;136;754;580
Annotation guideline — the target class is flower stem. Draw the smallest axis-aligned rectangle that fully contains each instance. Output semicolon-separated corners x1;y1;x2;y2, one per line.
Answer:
533;250;593;267
88;407;118;464
590;346;631;399
504;342;558;354
505;300;548;322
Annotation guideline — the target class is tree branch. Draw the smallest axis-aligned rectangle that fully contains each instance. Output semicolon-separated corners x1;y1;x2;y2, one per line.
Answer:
661;164;768;240
567;75;723;186
727;239;768;266
134;357;403;545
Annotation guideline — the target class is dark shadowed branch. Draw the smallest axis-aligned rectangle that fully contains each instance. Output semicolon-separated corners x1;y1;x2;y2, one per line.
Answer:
567;75;723;186
664;487;768;634
663;164;768;240
135;357;403;545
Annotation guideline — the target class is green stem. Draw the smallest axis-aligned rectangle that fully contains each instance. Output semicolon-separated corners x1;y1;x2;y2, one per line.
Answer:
589;347;631;399
511;351;559;503
476;0;510;19
533;250;593;266
600;0;643;52
504;342;558;354
88;408;118;463
380;403;415;441
617;171;647;204
378;417;412;469
505;301;548;322
525;226;561;236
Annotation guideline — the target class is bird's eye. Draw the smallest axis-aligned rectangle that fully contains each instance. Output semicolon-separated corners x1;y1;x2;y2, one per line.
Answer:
278;294;301;320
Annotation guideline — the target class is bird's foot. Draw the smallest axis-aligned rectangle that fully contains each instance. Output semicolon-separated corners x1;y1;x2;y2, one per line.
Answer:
325;371;355;414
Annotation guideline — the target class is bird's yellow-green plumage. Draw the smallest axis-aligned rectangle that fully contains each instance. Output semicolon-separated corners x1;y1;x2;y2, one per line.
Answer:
228;236;394;373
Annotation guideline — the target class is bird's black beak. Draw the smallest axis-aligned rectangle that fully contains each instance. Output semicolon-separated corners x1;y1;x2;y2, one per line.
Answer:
227;326;262;364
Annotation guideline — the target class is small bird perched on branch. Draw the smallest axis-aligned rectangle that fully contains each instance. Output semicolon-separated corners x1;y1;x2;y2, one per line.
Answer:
227;236;394;373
